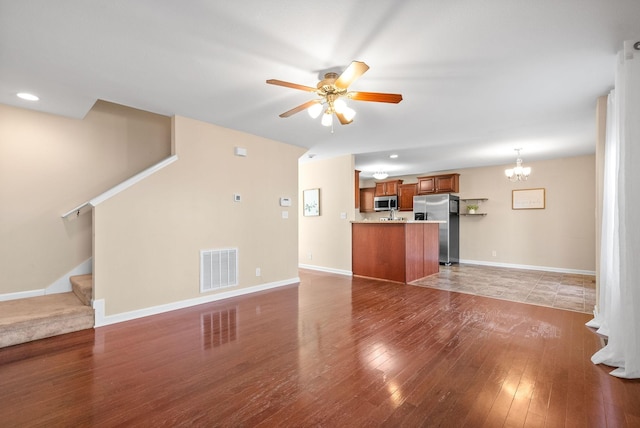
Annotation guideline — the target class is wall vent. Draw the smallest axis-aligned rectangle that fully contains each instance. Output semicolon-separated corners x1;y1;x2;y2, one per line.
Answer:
200;248;238;293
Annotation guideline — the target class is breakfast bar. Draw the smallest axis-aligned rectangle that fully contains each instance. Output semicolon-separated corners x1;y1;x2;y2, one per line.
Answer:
351;220;442;283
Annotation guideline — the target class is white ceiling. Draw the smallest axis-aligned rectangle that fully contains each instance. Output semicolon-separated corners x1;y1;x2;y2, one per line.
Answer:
1;1;638;178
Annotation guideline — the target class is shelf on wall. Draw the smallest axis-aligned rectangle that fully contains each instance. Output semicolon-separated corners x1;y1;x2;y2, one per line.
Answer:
460;198;488;216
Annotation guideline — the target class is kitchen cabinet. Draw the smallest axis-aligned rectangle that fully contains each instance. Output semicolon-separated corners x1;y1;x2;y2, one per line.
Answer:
352;221;440;283
417;173;459;194
374;179;403;196
398;183;417;211
359;188;375;213
355;170;361;209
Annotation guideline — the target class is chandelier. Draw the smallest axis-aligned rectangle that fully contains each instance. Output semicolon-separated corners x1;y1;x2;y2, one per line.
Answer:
505;148;531;181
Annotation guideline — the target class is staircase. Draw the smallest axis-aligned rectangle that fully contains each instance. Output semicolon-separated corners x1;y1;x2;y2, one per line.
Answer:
0;275;94;348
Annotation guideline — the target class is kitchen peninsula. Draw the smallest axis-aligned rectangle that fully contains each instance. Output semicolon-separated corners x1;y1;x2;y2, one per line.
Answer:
351;220;443;283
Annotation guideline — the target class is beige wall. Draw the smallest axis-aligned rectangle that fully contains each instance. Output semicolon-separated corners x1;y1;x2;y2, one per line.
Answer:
456;155;595;271
298;155;355;274
94;116;305;316
339;155;595;273
0;101;171;294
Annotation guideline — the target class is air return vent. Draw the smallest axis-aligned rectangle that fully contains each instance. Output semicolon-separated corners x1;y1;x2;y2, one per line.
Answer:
200;248;238;293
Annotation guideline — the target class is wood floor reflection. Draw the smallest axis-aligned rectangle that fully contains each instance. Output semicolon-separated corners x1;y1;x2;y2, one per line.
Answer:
1;269;639;427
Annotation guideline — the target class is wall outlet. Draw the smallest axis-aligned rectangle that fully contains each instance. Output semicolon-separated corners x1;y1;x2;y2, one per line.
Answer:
307;252;312;260
255;267;261;276
282;211;288;219
492;250;497;257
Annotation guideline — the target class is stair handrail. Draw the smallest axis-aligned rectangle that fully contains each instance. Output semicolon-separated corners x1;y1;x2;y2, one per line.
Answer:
61;155;178;219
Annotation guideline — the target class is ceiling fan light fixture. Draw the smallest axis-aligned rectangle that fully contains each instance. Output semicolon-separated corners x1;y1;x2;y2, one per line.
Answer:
321;111;333;127
342;106;356;122
333;98;347;113
307;102;323;118
266;60;402;128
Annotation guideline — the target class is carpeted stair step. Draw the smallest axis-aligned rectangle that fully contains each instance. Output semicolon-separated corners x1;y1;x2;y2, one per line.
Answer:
70;274;93;306
0;292;94;348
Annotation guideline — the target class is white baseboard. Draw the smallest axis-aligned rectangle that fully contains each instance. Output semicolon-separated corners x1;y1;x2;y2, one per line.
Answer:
298;264;352;276
0;289;44;302
458;259;595;276
0;258;93;302
93;277;300;327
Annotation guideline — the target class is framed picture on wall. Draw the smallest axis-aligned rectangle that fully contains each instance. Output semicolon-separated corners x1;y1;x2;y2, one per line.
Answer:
303;188;320;216
512;188;545;210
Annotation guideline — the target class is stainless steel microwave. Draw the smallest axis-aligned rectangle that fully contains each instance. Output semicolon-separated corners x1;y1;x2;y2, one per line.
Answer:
374;195;398;211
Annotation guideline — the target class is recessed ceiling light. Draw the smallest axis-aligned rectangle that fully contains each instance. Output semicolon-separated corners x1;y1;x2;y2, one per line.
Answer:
389;154;398;159
17;92;39;101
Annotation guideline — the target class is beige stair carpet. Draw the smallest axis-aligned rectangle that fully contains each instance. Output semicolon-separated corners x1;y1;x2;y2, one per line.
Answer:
70;274;93;306
0;293;94;348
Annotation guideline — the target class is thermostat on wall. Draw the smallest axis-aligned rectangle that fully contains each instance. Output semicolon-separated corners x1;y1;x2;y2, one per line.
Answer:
280;197;291;207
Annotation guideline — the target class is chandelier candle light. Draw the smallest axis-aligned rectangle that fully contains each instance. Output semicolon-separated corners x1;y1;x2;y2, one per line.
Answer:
505;148;531;182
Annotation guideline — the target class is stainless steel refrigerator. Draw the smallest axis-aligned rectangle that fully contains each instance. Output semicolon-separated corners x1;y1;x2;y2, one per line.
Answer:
413;194;459;265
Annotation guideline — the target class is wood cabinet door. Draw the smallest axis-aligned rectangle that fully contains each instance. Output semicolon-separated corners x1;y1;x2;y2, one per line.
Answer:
374;182;386;196
435;174;459;193
355;170;361;209
385;181;399;195
398;184;417;211
360;188;375;212
374;180;402;196
417;176;435;194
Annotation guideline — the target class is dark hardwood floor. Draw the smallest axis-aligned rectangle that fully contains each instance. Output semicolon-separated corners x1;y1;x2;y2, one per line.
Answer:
1;269;639;427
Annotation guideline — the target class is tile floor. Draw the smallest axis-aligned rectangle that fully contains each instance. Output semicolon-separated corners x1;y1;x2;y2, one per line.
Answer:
411;263;596;314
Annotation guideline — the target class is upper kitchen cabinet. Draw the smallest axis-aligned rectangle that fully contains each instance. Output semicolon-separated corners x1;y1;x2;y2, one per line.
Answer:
417;174;459;194
359;188;375;212
398;183;417;211
374;179;403;196
355;170;361;209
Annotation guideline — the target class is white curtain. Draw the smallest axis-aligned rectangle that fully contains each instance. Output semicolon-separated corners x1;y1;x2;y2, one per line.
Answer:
585;90;618;338
589;40;640;379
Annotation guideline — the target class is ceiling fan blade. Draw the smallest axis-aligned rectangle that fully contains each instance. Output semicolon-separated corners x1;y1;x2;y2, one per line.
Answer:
348;91;403;103
279;100;321;118
266;79;317;92
334;61;369;89
335;112;353;125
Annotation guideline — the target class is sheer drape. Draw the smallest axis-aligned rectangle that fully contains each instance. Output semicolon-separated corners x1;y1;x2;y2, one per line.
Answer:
589;40;640;379
585;90;618;338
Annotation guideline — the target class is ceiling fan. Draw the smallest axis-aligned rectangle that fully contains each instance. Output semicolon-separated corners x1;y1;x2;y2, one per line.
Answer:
266;61;402;126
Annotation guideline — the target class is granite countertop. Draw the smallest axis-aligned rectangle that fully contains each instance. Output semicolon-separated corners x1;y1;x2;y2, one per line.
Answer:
351;220;445;224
